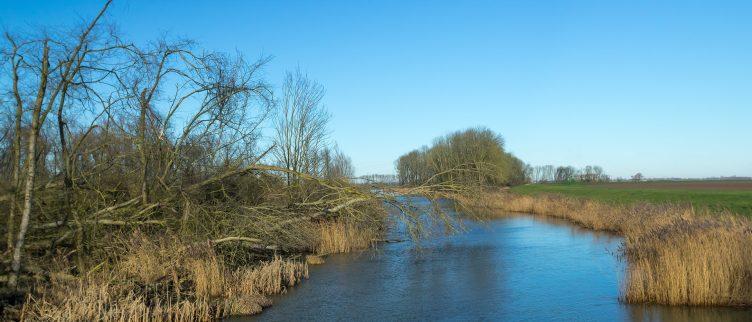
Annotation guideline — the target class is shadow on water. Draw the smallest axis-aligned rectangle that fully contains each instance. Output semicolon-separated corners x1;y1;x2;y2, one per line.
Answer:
234;197;751;321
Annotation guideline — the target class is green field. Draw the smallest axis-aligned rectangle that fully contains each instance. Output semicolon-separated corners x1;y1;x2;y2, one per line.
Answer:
510;181;752;217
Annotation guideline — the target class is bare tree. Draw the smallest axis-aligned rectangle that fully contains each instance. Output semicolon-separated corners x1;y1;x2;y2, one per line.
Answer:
4;34;26;252
555;166;576;183
320;145;354;180
8;40;50;288
7;0;112;288
273;69;330;184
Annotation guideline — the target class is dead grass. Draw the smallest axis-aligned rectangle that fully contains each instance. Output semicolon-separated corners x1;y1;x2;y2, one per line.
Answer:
20;234;309;321
305;255;325;265
14;203;386;321
468;191;752;307
24;281;217;321
316;220;379;255
623;217;752;305
232;256;308;295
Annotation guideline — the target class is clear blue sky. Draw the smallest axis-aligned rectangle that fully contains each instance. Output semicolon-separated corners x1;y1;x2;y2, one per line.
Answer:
3;1;751;178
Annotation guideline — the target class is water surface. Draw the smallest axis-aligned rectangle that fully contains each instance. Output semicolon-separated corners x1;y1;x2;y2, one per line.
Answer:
244;207;751;321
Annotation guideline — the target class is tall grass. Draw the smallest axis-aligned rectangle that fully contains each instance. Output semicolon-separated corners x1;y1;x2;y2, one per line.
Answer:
467;192;752;306
316;220;379;254
20;235;309;321
10;194;386;320
21;217;385;321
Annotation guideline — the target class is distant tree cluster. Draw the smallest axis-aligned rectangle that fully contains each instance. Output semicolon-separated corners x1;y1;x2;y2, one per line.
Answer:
526;165;610;183
354;174;399;185
396;127;526;187
317;146;355;180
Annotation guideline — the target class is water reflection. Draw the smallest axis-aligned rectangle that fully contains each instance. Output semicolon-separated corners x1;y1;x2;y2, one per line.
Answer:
238;206;751;321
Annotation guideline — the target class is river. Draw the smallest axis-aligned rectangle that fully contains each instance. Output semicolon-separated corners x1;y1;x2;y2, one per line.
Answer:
240;199;752;321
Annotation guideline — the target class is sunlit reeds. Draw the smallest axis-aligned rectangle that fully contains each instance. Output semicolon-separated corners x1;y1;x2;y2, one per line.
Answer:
21;235;309;321
316;220;378;254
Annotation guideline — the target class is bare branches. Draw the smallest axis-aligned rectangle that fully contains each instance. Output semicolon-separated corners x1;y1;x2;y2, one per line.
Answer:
0;2;468;302
271;197;371;231
273;69;330;184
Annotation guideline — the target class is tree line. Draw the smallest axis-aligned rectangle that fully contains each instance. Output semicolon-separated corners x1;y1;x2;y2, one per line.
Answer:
525;164;610;183
394;128;612;187
396;127;527;187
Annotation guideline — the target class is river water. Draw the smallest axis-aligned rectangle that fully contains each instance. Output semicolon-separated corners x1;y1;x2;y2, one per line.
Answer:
243;199;752;321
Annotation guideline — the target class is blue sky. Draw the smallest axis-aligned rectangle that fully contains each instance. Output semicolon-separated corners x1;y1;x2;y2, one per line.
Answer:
3;1;751;178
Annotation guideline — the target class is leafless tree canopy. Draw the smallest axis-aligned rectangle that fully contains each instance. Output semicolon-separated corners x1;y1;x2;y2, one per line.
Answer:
0;1;373;292
0;4;493;319
273;69;331;183
525;164;610;183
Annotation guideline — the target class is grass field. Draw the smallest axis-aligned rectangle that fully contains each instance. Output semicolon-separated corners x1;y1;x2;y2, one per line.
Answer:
510;181;752;217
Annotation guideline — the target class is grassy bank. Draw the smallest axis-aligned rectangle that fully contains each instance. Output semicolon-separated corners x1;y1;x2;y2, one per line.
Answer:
465;191;752;307
511;181;752;216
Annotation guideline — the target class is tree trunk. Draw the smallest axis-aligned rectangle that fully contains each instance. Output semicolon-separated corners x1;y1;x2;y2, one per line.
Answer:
139;89;149;204
54;83;72;252
7;51;24;252
8;43;49;289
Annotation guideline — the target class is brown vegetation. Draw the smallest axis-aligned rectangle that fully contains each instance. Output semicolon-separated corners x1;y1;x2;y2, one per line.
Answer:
316;220;379;255
466;191;752;306
19;233;308;321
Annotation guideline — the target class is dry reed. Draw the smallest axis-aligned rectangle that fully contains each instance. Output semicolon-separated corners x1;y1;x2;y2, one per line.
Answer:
20;235;309;321
17;208;385;320
468;191;752;307
305;255;325;265
316;220;378;254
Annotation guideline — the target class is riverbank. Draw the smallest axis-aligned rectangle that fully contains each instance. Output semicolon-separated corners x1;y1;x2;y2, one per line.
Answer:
2;173;466;321
462;191;752;306
10;187;750;319
7;214;385;321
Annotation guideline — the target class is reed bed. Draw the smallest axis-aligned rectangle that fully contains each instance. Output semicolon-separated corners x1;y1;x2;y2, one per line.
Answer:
20;214;389;321
466;191;752;307
20;235;309;321
12;200;386;321
316;220;379;255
